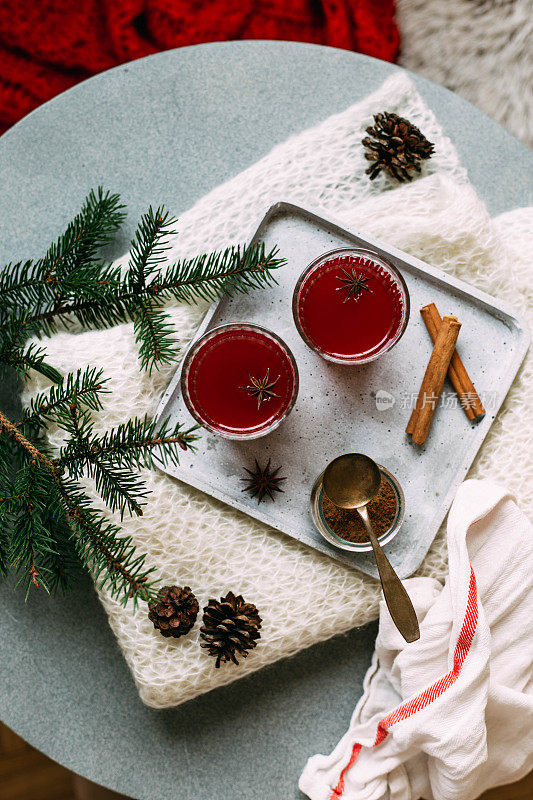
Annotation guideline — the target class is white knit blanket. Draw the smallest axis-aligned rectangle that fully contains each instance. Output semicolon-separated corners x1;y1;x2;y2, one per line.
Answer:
24;73;533;708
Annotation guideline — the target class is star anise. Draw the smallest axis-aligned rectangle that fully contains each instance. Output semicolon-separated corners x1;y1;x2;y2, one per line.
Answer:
241;369;280;410
241;459;286;504
336;268;373;302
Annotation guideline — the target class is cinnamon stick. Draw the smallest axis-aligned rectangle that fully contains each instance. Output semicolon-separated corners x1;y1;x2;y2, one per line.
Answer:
420;303;485;422
407;316;462;445
405;404;418;436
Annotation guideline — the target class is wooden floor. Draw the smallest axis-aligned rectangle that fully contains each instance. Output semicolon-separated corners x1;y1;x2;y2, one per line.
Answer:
0;724;127;800
1;722;532;799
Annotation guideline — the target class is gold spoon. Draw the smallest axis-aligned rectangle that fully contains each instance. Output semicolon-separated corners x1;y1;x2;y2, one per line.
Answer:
323;453;420;643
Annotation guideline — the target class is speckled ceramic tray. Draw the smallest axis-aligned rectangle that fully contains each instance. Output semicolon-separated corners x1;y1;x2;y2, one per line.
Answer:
155;201;529;578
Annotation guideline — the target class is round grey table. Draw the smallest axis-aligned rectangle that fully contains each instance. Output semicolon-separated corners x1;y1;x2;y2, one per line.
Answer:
1;41;532;800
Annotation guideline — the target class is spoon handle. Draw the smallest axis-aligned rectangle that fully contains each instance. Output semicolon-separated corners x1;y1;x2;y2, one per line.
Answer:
358;506;420;643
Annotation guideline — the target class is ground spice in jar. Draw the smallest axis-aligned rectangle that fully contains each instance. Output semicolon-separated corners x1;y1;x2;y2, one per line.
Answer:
322;476;397;543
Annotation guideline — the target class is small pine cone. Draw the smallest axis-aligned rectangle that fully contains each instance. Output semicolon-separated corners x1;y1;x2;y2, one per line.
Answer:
148;585;199;639
200;591;262;668
362;112;434;183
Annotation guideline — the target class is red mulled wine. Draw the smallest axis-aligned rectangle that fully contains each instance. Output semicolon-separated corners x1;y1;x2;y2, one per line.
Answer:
293;248;409;363
181;323;298;439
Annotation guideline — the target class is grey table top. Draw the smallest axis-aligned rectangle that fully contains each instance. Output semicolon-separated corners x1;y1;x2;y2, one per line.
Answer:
0;41;531;800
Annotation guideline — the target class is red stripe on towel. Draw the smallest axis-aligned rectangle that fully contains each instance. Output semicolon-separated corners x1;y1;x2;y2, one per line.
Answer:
329;744;362;798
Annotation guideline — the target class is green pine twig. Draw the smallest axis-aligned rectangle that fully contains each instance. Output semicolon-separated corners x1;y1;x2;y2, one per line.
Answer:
20;367;109;432
0;187;285;607
58;415;199;472
127;206;175;289
133;298;180;373
0;314;62;383
0;188;125;318
9;463;65;597
60;480;156;607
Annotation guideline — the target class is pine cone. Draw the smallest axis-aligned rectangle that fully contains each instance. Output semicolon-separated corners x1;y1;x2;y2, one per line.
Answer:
148;585;199;639
200;592;262;668
362;112;434;183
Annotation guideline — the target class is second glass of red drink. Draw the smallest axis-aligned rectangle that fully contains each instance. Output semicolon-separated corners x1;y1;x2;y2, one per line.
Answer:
293;247;409;364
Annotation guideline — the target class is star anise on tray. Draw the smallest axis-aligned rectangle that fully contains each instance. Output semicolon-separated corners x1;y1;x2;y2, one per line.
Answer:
336;267;373;302
241;369;280;409
241;458;286;504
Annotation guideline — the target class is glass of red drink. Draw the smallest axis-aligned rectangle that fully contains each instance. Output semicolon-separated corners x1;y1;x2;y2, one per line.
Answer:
293;248;409;364
181;323;299;439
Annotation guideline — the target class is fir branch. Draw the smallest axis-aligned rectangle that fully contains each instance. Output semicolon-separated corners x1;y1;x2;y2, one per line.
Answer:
9;463;65;597
0;449;12;577
55;400;147;519
0;434;14;575
0;260;38;309
59;416;199;472
20;367;108;431
1;408;155;602
60;481;156;606
0;189;125;317
127;206;175;289
1;404;156;603
0;432;12;473
41;187;125;280
40;509;82;596
51;396;95;447
88;459;147;519
0;189;125;386
25;272;130;331
151;241;284;305
0;314;63;383
133;299;180;372
0;187;284;607
0;340;63;384
1;192;285;377
0;408;60;477
12;239;284;373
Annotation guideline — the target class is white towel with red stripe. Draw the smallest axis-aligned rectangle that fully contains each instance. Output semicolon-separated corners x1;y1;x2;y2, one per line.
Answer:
299;479;533;800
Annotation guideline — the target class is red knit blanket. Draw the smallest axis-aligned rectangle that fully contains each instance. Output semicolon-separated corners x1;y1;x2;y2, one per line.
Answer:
0;1;399;134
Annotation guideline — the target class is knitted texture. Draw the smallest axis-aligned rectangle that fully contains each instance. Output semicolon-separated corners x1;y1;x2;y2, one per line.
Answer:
0;0;399;135
22;73;532;708
397;0;533;147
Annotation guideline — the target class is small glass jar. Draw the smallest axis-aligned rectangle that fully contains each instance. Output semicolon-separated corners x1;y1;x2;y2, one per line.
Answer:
181;323;299;440
293;247;410;364
310;464;405;553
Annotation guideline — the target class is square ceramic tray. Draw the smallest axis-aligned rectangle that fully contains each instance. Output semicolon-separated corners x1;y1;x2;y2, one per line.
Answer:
155;201;529;578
